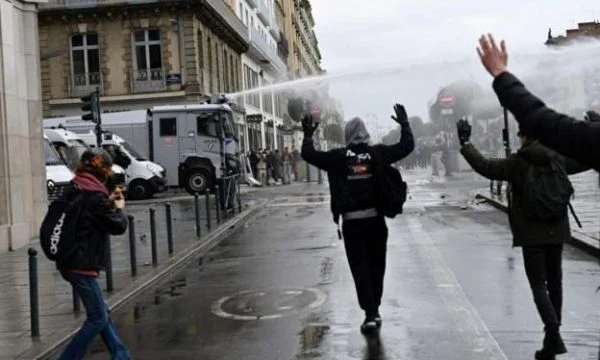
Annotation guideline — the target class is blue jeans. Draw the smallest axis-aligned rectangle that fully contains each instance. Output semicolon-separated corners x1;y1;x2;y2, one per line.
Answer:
284;163;292;184
59;271;130;360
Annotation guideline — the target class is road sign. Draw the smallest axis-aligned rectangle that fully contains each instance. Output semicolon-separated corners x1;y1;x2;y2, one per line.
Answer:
439;92;455;108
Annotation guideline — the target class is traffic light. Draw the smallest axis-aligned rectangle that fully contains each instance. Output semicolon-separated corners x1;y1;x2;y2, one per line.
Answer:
81;90;100;123
502;128;509;147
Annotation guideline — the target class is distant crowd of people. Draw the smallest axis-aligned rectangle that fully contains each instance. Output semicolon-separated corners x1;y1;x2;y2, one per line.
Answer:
247;147;301;185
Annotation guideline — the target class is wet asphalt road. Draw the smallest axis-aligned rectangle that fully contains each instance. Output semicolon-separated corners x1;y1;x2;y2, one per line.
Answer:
84;170;599;360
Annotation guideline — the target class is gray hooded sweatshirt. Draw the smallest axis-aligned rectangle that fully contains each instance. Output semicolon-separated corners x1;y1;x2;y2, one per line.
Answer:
345;117;370;146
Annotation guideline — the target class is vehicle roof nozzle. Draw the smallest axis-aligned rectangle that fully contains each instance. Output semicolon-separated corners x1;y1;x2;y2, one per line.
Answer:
210;93;230;105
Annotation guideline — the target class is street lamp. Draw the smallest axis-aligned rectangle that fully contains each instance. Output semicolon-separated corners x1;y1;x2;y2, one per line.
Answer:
365;113;381;143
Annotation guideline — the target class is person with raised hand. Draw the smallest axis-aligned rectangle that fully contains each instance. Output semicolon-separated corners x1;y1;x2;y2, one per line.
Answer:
477;33;600;170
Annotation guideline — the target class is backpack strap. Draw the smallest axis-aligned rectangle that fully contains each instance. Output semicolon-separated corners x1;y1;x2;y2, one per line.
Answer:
568;202;582;228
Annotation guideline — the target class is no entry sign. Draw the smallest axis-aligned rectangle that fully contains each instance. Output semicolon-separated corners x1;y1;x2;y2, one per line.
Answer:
439;92;455;108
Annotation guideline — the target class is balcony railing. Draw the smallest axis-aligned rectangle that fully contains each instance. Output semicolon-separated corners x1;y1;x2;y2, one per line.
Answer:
40;0;168;10
269;21;281;40
248;27;287;75
205;0;249;44
256;0;270;25
69;72;103;97
40;0;250;47
131;68;166;93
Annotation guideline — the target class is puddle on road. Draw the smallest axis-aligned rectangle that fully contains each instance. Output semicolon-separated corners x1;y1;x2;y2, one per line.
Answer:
296;323;330;359
305;197;327;203
125;277;188;323
318;257;334;286
271;195;330;205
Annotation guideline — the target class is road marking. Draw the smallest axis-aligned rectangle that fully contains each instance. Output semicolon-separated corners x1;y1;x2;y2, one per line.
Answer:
407;217;509;360
211;288;327;321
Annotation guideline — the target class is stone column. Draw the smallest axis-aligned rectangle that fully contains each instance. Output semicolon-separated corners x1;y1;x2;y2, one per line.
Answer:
0;0;46;252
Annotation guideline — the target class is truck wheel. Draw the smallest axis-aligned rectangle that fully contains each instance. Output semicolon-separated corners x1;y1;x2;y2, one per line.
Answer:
185;168;213;195
128;180;152;200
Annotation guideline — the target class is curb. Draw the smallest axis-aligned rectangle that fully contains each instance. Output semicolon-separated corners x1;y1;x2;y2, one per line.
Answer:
475;193;600;258
27;199;267;360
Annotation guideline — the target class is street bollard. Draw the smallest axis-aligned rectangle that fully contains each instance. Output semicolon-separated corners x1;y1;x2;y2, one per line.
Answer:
219;183;229;221
28;248;40;337
128;215;137;277
205;190;211;230
214;185;222;224
229;179;235;216
237;177;242;213
165;203;174;256
150;208;158;266
105;236;114;292
194;194;202;238
72;287;81;313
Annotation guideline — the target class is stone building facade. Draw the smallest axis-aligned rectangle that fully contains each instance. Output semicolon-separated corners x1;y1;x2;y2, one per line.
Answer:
0;0;46;252
38;0;249;117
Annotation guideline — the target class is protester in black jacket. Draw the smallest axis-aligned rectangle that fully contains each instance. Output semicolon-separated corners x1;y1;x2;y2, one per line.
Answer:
476;33;600;171
57;150;130;360
302;104;414;334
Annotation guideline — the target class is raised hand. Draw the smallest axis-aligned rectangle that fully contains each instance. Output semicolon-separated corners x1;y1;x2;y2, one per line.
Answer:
302;114;319;138
456;119;472;146
391;104;409;127
477;34;508;77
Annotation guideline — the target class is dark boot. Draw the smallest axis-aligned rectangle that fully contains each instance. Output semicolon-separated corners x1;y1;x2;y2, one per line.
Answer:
535;330;567;359
360;316;378;335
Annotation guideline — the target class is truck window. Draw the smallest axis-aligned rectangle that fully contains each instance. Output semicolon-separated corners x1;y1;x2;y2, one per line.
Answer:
197;116;218;137
160;117;176;136
102;144;119;159
222;113;235;137
44;140;64;166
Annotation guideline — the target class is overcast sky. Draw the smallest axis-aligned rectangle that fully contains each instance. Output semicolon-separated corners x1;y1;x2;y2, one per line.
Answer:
309;0;600;136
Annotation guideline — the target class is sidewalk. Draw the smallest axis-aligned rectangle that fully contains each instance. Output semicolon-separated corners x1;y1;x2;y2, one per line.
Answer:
476;170;600;256
0;193;261;360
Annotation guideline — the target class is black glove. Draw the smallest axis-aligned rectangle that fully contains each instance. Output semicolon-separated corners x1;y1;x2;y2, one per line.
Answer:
456;119;472;146
302;114;319;138
585;110;600;122
391;104;409;127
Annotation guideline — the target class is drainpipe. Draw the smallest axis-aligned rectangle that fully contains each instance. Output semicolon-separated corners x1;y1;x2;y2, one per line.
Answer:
173;16;185;87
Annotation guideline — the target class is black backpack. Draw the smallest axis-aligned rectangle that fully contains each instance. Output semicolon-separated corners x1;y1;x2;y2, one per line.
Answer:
40;189;85;262
371;152;408;218
520;156;573;223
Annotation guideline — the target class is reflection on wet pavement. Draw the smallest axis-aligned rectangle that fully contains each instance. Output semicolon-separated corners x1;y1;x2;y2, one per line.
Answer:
80;172;599;360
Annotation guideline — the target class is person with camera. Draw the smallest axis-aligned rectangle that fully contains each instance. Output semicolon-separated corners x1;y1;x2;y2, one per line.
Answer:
456;119;589;359
57;149;130;360
301;104;414;334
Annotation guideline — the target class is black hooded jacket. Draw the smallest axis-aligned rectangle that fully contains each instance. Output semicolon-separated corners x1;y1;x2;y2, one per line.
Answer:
493;71;600;171
57;180;128;272
302;119;414;220
461;141;589;246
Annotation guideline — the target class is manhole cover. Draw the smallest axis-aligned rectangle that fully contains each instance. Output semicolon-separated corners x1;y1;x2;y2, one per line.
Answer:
211;288;327;320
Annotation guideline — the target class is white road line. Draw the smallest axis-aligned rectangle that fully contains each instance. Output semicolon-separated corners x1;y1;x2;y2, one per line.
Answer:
407;216;509;360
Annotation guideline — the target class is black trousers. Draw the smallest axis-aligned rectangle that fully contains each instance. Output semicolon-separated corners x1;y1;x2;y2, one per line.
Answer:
522;244;563;332
342;216;388;316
